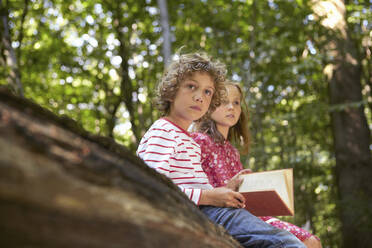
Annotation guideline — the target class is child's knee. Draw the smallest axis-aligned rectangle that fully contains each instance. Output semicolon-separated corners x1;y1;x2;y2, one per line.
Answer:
303;235;322;248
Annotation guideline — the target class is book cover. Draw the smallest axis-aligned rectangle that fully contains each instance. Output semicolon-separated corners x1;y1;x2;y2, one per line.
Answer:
238;168;294;216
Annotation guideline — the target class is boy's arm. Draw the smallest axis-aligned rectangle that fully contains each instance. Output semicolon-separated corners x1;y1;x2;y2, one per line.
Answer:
180;188;203;205
199;187;246;209
137;132;175;177
138;134;245;207
137;128;202;204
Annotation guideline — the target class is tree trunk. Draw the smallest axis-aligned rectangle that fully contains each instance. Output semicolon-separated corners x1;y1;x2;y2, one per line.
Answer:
111;2;140;149
0;0;24;96
312;1;372;246
16;0;29;60
329;46;372;247
157;0;172;66
0;88;241;248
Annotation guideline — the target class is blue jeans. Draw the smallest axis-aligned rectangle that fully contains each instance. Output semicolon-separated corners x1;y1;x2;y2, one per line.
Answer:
200;206;306;248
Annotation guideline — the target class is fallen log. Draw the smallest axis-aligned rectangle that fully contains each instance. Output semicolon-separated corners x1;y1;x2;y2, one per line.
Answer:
0;88;241;247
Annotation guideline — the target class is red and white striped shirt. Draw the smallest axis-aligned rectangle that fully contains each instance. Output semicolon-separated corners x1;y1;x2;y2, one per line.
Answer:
137;118;213;205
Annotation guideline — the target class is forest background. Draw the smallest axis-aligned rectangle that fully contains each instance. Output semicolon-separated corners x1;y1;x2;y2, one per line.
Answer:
1;0;371;247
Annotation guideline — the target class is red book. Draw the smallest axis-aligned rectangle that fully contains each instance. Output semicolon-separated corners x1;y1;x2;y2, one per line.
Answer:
238;168;294;216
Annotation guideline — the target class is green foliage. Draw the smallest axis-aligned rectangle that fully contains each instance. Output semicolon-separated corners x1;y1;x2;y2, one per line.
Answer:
2;0;371;246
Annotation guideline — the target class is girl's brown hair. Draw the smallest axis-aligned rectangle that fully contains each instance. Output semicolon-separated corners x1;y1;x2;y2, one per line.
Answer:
154;52;227;116
194;81;251;155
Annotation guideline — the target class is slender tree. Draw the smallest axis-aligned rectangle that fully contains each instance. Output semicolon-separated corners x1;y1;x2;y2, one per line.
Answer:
0;0;23;96
157;0;171;66
110;1;138;148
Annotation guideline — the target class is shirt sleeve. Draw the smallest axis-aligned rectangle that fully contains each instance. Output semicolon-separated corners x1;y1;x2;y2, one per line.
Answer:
137;128;176;177
180;188;203;205
138;129;203;205
232;146;244;172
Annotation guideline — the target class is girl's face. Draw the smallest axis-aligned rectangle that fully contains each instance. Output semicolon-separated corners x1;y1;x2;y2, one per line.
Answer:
211;84;242;129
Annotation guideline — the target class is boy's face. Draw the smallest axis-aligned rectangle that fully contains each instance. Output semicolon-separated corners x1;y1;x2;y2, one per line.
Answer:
168;72;215;129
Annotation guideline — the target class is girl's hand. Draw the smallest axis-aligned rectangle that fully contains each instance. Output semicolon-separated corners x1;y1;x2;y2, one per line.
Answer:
199;187;246;208
226;169;252;191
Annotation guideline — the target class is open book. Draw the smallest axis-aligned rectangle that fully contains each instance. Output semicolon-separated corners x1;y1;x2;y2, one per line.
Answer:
238;168;294;216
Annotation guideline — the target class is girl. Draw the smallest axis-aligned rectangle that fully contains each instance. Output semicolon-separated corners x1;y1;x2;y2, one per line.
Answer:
191;81;322;248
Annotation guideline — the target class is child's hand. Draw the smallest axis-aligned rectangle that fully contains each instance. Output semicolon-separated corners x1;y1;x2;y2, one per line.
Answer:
200;187;246;208
226;169;252;191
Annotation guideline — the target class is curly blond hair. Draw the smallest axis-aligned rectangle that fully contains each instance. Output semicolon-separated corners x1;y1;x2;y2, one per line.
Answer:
154;52;227;116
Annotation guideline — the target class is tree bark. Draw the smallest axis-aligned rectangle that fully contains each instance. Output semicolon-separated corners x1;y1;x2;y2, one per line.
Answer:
0;88;241;248
157;0;172;66
0;0;24;96
312;1;372;246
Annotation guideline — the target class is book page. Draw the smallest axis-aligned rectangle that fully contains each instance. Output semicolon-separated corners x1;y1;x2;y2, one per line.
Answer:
283;169;294;210
239;169;290;207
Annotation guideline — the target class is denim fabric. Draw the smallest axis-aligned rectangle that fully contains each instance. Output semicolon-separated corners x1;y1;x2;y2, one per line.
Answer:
200;206;306;248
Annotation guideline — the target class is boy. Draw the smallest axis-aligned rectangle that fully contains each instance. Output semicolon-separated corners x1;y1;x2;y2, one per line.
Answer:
137;52;305;248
